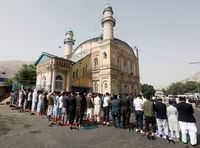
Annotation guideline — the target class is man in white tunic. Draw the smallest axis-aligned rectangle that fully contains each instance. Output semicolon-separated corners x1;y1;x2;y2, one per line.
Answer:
94;93;102;123
37;91;43;115
31;88;38;113
167;99;179;143
18;90;24;112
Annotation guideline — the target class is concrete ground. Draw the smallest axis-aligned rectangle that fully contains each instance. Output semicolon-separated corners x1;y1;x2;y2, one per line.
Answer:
0;105;199;148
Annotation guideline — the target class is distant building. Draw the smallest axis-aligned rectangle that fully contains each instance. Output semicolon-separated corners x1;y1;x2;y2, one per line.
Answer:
155;90;164;97
0;72;10;99
35;4;140;95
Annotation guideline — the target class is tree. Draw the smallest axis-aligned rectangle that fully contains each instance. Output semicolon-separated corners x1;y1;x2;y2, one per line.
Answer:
166;82;183;95
14;64;36;86
166;81;200;95
141;84;155;97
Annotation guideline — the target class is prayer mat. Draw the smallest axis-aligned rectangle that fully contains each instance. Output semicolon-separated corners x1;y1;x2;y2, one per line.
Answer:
81;124;99;130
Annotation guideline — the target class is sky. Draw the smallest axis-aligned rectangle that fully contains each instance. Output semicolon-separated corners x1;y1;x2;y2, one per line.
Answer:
0;0;200;89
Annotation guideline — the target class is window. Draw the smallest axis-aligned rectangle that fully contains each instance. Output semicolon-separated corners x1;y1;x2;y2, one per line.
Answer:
103;52;107;59
83;67;85;75
94;57;98;67
73;71;75;79
94;82;98;93
124;61;127;72
104;82;108;89
55;75;63;90
103;81;108;90
76;69;78;77
130;64;133;74
124;85;128;94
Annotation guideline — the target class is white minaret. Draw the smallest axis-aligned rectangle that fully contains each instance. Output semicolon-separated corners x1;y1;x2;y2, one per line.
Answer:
101;4;116;40
64;30;74;59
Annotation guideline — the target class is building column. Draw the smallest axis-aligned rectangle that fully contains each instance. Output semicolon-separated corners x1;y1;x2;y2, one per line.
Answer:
51;69;55;92
66;71;71;91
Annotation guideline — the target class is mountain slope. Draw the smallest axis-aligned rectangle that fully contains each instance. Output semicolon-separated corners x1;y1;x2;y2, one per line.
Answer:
0;60;33;78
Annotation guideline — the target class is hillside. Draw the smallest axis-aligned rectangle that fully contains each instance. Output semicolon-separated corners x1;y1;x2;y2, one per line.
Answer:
0;60;33;78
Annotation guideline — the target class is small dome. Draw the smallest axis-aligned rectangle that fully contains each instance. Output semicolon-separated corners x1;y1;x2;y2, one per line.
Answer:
103;3;113;14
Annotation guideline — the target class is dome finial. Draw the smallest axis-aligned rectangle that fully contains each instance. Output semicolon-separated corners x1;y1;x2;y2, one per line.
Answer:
103;3;113;14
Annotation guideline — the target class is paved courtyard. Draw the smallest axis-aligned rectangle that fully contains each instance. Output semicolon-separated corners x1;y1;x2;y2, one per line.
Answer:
0;105;199;148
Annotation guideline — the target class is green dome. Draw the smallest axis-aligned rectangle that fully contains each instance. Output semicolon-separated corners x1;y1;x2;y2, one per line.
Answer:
103;4;113;14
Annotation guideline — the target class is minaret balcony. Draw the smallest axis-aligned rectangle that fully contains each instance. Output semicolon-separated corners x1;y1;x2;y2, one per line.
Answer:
64;39;75;45
101;17;116;26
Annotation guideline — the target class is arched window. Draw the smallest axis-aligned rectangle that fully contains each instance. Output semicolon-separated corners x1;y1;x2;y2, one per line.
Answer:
124;85;128;94
94;57;98;67
55;75;63;90
104;82;108;89
73;71;75;79
83;67;85;75
94;82;98;93
103;81;109;90
124;61;127;72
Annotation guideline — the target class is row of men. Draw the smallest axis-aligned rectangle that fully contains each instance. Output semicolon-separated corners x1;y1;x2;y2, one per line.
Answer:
10;89;198;147
135;95;197;148
10;90;133;128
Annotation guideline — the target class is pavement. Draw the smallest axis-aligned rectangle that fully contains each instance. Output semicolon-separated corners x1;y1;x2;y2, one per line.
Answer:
0;105;199;148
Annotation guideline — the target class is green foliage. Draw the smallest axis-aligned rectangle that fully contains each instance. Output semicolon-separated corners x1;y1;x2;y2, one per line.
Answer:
162;88;167;95
141;84;155;97
166;81;200;95
14;64;36;86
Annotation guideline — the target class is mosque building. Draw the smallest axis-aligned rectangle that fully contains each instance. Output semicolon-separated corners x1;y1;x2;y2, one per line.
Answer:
35;4;140;95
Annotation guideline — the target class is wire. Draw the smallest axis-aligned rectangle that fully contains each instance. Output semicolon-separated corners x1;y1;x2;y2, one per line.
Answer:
139;49;190;64
189;62;200;64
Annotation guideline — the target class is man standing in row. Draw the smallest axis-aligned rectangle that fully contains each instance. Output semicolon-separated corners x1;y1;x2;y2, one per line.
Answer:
154;98;170;143
176;97;197;147
102;92;110;125
133;95;144;133
143;96;156;139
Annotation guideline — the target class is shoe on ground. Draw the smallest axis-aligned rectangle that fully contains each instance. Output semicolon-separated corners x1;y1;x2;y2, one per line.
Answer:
166;136;171;143
135;129;139;132
140;130;145;134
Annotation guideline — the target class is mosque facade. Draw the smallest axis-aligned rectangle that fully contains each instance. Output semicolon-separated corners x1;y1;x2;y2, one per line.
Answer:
35;5;140;95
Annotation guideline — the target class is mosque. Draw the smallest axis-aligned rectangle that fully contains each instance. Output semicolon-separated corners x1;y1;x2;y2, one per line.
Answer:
35;4;140;95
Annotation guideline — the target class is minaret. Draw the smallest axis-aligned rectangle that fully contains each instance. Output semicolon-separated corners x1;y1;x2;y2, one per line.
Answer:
64;30;74;59
101;4;116;40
